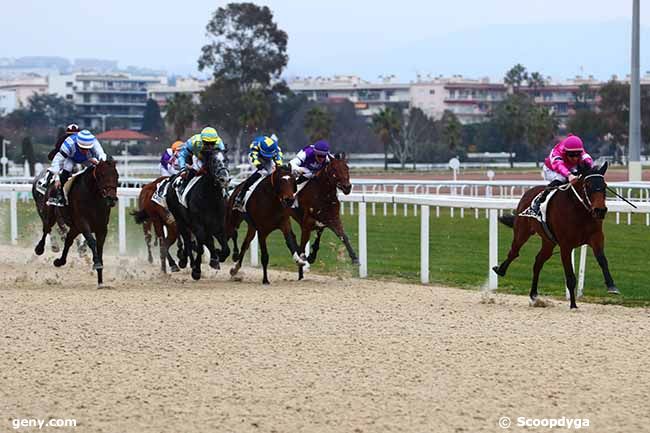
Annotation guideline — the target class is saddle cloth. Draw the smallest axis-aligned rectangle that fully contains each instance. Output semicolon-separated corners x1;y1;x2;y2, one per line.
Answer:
152;178;171;208
519;189;558;224
172;174;202;208
63;169;88;203
240;176;266;212
291;179;310;208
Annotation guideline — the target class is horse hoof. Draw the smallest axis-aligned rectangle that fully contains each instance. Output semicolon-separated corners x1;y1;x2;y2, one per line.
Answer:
178;258;187;269
53;258;66;267
148;256;154;264
570;304;579;310
492;266;505;277
170;264;180;273
607;286;620;295
191;270;201;280
263;279;270;285
51;245;60;253
229;267;239;277
307;254;316;264
35;243;45;256
232;252;240;262
351;258;360;266
209;258;220;270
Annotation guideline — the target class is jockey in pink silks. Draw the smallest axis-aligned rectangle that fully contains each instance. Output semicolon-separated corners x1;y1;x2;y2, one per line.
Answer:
527;134;593;215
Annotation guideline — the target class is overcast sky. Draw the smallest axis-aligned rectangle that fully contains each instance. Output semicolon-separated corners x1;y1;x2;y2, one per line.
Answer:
3;0;650;81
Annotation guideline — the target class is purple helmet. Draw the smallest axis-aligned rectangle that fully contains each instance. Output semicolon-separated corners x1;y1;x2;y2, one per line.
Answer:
313;140;330;155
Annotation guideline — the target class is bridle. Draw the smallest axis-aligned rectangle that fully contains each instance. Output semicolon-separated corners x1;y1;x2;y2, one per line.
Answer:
562;173;605;213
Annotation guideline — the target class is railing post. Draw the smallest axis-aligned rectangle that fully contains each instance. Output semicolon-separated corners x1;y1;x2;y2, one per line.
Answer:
420;205;429;284
250;232;259;267
359;201;367;278
118;196;127;255
577;245;587;298
10;191;18;245
488;208;498;290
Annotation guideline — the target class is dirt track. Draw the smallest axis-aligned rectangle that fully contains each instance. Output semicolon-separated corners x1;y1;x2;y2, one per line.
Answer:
1;246;649;433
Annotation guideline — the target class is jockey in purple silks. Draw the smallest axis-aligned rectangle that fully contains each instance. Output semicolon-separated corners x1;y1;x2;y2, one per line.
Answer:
159;141;183;177
526;134;594;216
289;140;332;184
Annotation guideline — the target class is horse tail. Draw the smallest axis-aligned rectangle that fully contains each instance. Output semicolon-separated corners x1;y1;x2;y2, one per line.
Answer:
131;209;149;225
498;213;515;228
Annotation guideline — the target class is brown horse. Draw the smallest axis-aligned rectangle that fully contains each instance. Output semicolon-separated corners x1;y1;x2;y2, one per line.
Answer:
290;153;358;280
493;162;616;309
32;171;71;253
131;176;181;274
226;165;307;284
34;159;119;287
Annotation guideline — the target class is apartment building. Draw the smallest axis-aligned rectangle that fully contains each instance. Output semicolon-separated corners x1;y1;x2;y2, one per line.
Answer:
147;77;210;112
49;73;165;130
288;75;411;118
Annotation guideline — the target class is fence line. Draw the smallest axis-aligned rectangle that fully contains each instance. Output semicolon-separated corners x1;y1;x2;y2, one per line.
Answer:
2;184;650;296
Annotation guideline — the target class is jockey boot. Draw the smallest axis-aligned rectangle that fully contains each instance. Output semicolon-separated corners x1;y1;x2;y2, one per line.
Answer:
46;170;70;207
47;185;66;207
530;180;564;215
234;171;261;211
179;169;196;196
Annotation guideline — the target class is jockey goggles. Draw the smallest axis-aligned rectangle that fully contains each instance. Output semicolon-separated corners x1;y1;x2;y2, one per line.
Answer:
566;151;581;158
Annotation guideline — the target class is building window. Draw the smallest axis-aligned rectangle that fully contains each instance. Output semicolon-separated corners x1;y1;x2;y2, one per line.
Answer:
83;94;90;103
315;90;329;99
66;95;73;100
66;82;73;87
429;89;435;95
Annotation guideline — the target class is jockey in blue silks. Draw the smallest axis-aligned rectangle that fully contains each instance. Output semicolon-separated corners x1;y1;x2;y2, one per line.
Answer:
46;129;107;207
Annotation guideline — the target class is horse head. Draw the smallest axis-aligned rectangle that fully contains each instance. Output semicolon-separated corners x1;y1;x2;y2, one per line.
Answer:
94;157;119;208
578;161;608;219
205;150;230;190
326;153;352;194
272;164;297;208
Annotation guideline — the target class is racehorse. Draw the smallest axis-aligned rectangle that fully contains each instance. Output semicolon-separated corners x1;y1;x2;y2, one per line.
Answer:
290;153;359;280
492;162;615;309
166;150;230;281
131;176;182;274
32;171;70;253
226;165;307;284
34;159;119;287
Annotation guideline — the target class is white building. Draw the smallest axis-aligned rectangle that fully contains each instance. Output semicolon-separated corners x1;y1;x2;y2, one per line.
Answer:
0;76;48;112
0;90;16;114
147;77;210;113
288;75;411;118
48;73;166;130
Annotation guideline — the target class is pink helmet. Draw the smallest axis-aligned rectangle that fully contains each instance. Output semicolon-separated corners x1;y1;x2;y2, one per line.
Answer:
562;134;584;152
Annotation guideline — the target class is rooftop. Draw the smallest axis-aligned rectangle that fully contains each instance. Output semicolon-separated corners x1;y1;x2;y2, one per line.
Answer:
96;129;152;141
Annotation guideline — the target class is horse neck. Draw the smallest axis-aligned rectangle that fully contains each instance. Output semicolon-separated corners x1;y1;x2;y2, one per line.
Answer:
77;168;99;196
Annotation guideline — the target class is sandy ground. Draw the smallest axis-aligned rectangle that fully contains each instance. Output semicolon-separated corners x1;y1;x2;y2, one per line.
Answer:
1;246;649;433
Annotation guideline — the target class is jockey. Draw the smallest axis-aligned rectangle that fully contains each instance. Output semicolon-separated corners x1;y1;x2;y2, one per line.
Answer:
46;129;107;207
233;134;283;211
528;134;593;215
159;140;184;177
177;126;225;185
289;139;331;184
48;123;80;161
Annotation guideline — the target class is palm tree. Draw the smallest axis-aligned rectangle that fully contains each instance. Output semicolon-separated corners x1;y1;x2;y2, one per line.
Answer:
165;94;196;140
304;106;333;142
371;107;400;170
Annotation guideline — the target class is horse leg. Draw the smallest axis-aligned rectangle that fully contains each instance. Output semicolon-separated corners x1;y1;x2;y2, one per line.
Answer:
493;220;533;277
307;228;325;264
35;207;56;256
280;220;307;265
560;246;578;309
153;220;167;274
230;225;256;277
215;229;230;262
95;227;107;287
298;226;312;281
589;232;619;294
530;240;555;302
81;230;101;271
259;233;271;285
231;229;240;262
54;228;79;268
327;220;358;265
144;220;154;264
165;223;180;273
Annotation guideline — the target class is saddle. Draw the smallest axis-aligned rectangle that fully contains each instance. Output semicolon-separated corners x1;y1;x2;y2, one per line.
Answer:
172;174;202;208
238;175;266;212
519;189;558;242
292;178;311;208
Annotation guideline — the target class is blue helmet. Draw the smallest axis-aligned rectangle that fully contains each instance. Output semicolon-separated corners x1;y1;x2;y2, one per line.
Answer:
255;135;279;158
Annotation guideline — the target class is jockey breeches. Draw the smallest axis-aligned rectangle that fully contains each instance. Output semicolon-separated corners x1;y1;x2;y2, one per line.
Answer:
542;165;568;183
